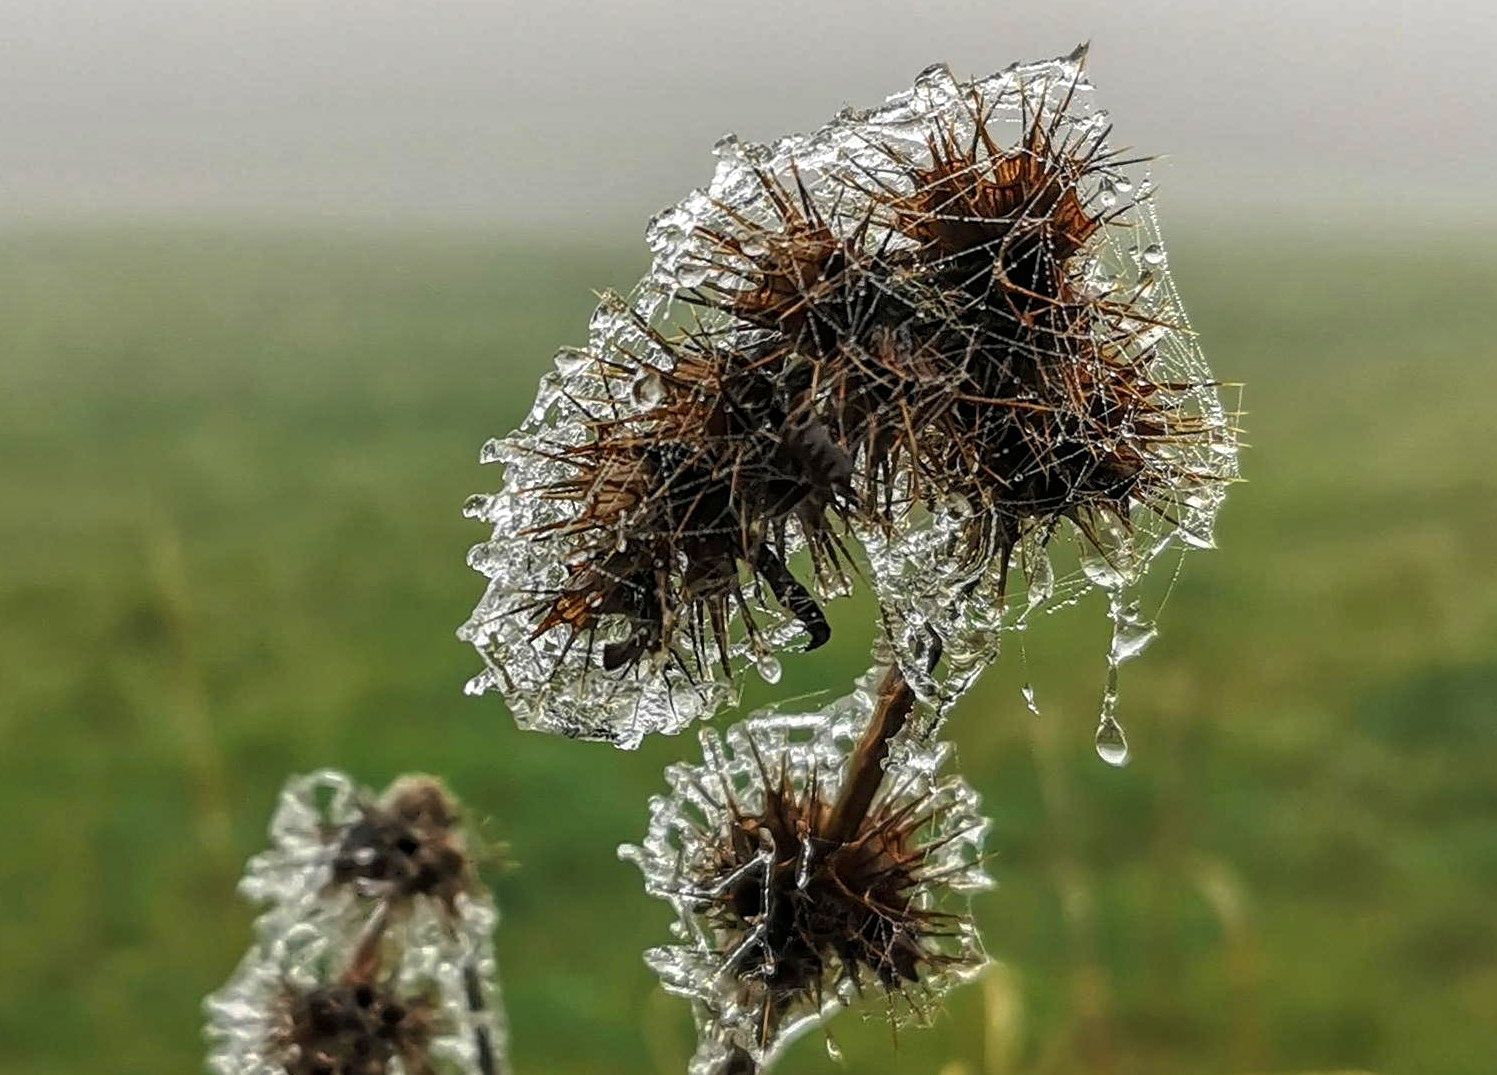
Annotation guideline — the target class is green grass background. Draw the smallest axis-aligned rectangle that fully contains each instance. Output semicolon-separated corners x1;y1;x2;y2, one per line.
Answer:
2;224;1495;1074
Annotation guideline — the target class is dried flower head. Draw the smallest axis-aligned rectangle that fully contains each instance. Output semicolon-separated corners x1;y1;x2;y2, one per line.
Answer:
241;772;480;925
220;772;510;1075
204;918;477;1075
462;47;1237;745
620;672;990;1068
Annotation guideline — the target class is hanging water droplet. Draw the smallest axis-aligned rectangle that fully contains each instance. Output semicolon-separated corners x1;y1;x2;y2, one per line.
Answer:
1095;716;1130;767
1020;682;1041;717
824;1034;844;1063
1098;179;1118;208
631;369;665;406
755;653;782;684
478;438;505;465
1141;243;1166;267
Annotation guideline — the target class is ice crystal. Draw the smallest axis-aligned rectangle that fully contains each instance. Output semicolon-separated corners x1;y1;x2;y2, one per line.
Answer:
619;671;991;1067
462;47;1236;745
211;771;509;1075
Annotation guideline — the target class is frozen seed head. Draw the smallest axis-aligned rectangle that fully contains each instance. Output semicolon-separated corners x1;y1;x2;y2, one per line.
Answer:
280;982;436;1075
218;772;510;1075
620;678;990;1067
241;772;480;925
330;777;474;916
204;925;472;1075
463;48;1237;743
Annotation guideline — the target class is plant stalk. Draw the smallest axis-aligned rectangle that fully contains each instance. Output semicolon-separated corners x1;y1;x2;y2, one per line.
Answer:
824;663;916;845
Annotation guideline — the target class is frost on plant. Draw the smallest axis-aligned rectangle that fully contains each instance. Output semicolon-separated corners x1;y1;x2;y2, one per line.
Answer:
461;47;1236;747
208;771;509;1075
619;670;991;1069
204;925;460;1075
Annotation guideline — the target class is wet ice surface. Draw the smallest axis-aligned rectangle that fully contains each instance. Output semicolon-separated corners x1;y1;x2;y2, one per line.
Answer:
461;48;1237;749
206;771;509;1075
619;669;992;1070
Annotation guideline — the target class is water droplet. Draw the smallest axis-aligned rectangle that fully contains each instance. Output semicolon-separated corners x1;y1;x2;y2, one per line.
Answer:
1020;682;1041;717
1095;716;1130;767
1141;243;1166;267
478;438;505;465
712;131;741;157
755;653;782;684
631;369;665;406
825;1034;844;1063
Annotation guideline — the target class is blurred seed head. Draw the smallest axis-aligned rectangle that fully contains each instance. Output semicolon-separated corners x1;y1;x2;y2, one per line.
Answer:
216;772;509;1075
204;922;471;1075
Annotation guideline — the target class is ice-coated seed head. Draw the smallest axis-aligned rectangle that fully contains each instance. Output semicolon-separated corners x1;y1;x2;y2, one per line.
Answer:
462;48;1237;744
620;674;991;1067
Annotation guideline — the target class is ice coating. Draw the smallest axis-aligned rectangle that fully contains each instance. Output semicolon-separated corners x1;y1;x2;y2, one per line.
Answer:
461;48;1237;746
203;920;489;1075
618;670;992;1068
209;771;510;1075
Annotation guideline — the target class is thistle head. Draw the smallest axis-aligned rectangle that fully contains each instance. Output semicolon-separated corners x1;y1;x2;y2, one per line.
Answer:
241;772;484;928
462;48;1237;744
620;675;990;1067
212;772;508;1075
204;924;470;1075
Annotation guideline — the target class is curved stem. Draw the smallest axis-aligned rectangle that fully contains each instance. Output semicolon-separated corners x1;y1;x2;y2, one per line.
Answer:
824;663;916;845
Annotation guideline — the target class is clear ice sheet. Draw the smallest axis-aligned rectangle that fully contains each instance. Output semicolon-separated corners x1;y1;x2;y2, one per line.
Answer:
461;49;1238;747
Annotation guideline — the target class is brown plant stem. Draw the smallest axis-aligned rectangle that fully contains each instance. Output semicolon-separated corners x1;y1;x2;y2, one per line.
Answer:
824;664;917;845
341;901;391;987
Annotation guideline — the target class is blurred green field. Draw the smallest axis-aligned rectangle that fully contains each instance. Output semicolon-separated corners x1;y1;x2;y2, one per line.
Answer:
2;224;1496;1075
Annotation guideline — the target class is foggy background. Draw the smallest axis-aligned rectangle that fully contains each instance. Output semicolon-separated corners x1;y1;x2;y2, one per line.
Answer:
3;0;1493;234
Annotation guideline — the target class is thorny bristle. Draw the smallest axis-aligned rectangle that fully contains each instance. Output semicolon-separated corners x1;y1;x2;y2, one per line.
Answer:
462;50;1237;745
620;678;991;1068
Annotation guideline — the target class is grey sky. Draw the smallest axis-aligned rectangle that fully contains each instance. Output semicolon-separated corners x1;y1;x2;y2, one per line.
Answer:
1;1;1491;231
